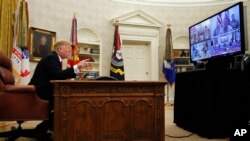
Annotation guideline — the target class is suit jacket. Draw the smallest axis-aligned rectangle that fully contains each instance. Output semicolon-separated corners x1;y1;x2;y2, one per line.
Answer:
29;51;76;101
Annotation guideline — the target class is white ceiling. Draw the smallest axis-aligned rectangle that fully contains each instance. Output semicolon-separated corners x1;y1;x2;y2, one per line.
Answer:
111;0;248;7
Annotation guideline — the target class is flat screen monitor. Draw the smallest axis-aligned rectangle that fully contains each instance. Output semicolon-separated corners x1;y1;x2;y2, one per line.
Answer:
189;2;245;63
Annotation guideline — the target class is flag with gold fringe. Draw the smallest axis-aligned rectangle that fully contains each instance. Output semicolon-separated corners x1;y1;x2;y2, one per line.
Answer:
162;26;175;85
110;25;125;80
68;14;79;67
11;0;30;85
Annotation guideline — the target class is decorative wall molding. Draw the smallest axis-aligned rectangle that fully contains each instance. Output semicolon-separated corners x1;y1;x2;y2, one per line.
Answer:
173;35;189;49
78;28;101;44
111;0;248;7
112;10;163;28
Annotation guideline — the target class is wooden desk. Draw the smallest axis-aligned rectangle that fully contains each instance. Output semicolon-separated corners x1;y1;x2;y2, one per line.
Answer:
51;80;166;141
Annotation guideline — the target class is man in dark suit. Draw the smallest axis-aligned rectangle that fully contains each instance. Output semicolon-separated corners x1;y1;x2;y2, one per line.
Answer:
29;40;90;132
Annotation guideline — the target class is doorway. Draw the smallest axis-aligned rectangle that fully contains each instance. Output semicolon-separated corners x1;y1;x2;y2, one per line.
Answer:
122;40;151;80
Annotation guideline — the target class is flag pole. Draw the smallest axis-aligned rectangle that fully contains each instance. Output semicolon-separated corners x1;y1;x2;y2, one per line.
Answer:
166;24;171;105
112;19;119;25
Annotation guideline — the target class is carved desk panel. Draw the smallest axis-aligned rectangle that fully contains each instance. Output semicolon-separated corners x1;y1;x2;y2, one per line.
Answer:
51;80;166;141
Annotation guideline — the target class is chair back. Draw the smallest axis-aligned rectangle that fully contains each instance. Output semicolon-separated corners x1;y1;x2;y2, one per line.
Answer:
0;51;49;120
0;51;14;86
94;76;118;80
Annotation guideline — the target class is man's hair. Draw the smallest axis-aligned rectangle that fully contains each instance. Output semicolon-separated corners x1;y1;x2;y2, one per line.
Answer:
54;40;71;50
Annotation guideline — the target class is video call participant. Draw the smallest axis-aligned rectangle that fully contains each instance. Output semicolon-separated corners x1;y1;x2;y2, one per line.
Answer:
204;25;210;39
202;42;211;58
220;17;233;34
230;13;239;43
230;13;239;30
213;20;222;37
29;40;91;133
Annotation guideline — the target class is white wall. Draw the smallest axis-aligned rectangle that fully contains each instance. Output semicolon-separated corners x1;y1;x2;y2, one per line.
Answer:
28;0;250;80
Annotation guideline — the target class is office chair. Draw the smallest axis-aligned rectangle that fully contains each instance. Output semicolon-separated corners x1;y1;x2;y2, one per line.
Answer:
0;51;50;141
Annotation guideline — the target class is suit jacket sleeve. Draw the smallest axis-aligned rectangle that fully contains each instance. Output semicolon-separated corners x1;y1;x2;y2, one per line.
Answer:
45;54;76;80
